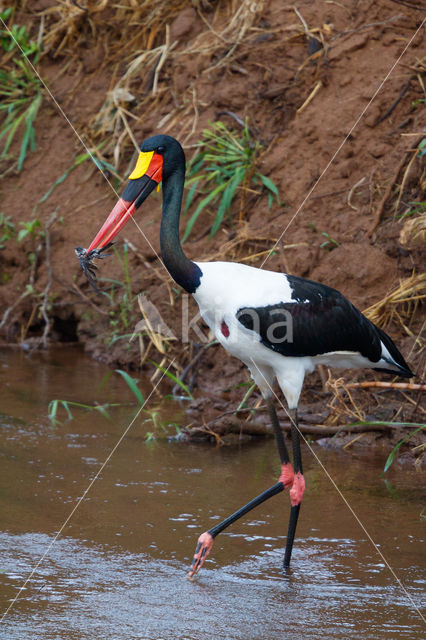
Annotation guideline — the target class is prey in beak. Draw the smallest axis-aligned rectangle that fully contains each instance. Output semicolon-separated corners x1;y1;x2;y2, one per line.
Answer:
75;149;163;291
74;243;113;294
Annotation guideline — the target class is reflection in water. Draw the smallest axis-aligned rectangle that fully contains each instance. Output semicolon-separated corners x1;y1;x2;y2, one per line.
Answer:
0;347;425;639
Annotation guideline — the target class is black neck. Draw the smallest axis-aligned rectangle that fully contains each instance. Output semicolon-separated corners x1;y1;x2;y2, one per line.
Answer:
160;166;201;294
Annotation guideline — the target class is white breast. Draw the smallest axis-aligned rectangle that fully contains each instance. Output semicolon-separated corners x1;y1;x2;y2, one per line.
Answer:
192;261;311;407
193;261;292;313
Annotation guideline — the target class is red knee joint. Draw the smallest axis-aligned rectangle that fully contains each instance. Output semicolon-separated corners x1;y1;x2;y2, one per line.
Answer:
290;471;305;506
279;462;294;489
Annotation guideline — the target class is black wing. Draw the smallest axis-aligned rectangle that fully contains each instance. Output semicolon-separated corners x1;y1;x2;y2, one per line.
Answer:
237;274;388;363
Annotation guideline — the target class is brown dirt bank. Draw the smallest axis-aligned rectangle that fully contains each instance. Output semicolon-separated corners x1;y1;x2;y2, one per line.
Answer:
0;1;424;461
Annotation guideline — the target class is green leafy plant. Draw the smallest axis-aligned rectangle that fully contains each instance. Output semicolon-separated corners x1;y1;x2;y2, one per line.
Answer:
16;218;45;269
48;369;145;425
395;200;426;220
48;367;185;438
48;399;114;426
115;369;145;406
150;359;194;400
397;200;426;220
411;98;426;109
182;120;280;241
320;231;339;250
99;244;139;345
17;217;44;243
0;11;42;170
0;9;39;57
0;213;15;248
236;382;256;412
143;410;182;442
39;145;118;204
383;424;425;473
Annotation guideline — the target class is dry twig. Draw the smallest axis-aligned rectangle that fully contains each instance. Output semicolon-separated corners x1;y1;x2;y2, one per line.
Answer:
326;375;366;425
369;135;424;234
346;381;424;391
40;212;58;348
369;151;412;235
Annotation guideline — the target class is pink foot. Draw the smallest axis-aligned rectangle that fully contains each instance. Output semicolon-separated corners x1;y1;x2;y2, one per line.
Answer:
289;471;305;507
188;531;214;578
279;462;294;489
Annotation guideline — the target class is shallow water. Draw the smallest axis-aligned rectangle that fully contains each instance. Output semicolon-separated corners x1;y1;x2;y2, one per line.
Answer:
0;347;424;639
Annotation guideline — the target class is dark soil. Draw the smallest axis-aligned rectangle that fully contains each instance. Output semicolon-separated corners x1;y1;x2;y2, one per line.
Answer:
0;1;424;459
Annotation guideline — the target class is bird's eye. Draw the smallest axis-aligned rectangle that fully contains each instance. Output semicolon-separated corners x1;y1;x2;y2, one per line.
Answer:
157;146;165;154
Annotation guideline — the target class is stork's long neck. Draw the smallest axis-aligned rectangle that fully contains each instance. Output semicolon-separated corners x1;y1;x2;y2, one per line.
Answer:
160;165;202;294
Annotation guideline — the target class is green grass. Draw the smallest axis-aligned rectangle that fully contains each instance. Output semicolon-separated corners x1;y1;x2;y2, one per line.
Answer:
320;231;339;250
17;217;43;243
346;421;426;472
396;200;426;221
236;382;256;411
0;9;39;57
143;414;182;442
98;243;139;345
417;137;426;157
182;120;280;242
48;369;145;425
383;424;425;473
0;10;42;170
48;399;115;426
149;359;194;400
115;369;145;405
39;144;118;204
48;368;185;442
0;213;15;248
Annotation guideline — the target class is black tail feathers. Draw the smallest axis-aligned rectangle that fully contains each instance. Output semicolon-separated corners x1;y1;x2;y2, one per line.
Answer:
375;326;414;378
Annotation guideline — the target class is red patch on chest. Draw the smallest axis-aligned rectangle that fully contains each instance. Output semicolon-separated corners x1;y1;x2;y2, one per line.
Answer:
220;320;230;338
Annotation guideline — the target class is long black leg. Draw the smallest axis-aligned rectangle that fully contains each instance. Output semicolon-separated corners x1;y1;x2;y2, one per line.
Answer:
188;398;296;577
210;398;294;538
188;482;284;577
208;482;284;539
283;408;303;569
265;397;291;465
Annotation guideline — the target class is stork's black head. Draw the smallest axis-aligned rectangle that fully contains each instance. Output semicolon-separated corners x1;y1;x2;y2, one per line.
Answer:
84;134;185;253
140;134;185;181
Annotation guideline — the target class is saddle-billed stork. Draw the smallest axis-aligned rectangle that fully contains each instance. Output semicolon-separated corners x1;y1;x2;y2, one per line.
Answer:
78;134;413;577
